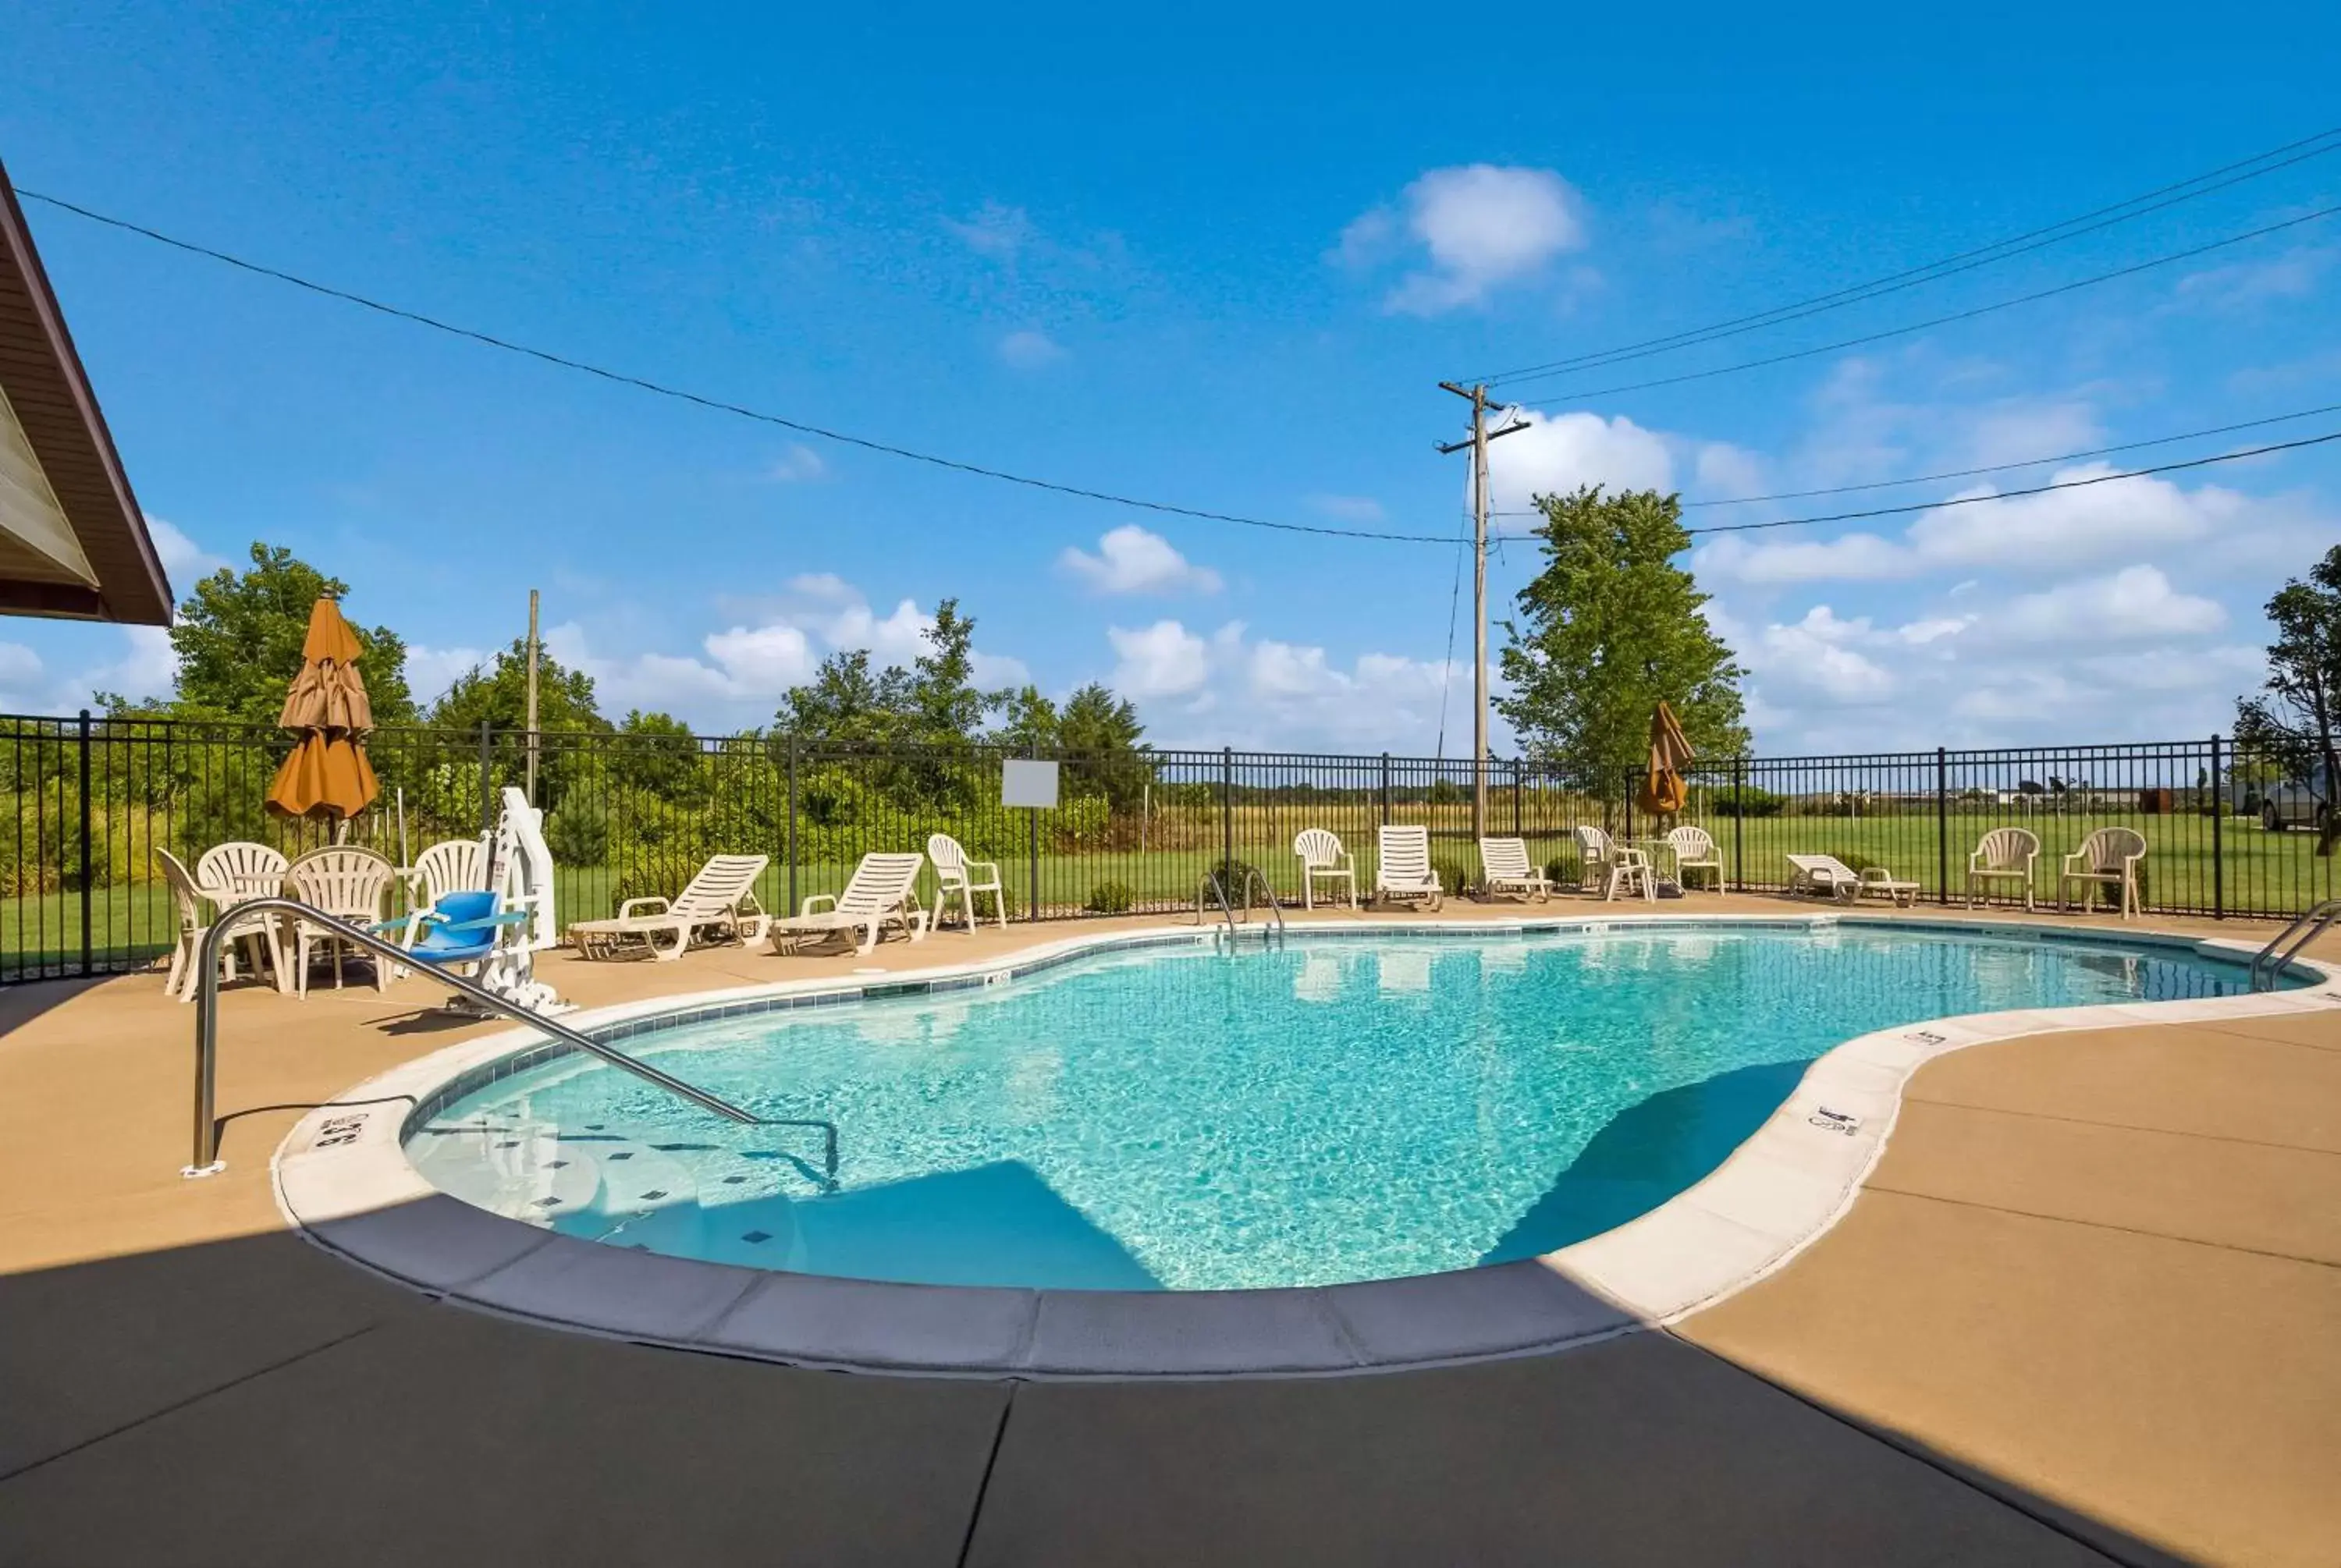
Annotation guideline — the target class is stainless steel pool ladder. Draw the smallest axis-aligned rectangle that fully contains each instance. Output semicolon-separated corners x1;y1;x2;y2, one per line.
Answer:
2250;899;2341;992
184;896;838;1185
1198;867;1285;947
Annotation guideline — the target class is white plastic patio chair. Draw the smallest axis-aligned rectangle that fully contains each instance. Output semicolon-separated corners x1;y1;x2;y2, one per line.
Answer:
405;837;486;908
2060;827;2147;920
1373;825;1442;910
195;840;288;904
1966;828;2039;911
155;848;286;1001
928;832;1007;931
1605;846;1657;903
1293;828;1358;911
284;846;398;996
1477;836;1551;902
569;853;772;961
1665;825;1725;892
1572;825;1614;895
772;852;929;956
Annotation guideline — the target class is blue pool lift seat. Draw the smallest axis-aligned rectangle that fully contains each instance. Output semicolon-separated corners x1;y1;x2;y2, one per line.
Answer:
376;889;529;975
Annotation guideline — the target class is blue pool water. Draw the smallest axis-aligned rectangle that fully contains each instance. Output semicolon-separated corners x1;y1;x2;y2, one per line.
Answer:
409;926;2267;1291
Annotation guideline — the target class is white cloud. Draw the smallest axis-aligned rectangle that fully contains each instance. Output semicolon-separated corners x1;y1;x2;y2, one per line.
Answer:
1058;527;1222;596
1696;466;2254;585
767;443;828;482
1991;565;2225;644
1107;620;1213;699
2174;245;2336;313
943;200;1036;261
1485;410;1673;520
1341;165;1589;314
407;644;490;707
1103;618;1477;750
997;329;1065;369
1752;608;1899;704
145;517;226;587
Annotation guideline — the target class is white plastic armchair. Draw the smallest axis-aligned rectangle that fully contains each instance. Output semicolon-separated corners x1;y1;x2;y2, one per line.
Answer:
1478;837;1551;903
1665;825;1724;892
195;840;288;904
1374;825;1442;910
2060;827;2147;920
929;832;1007;931
774;852;929;956
1966;827;2040;911
284;846;398;996
1605;846;1657;903
1572;825;1614;895
156;848;286;1001
1293;828;1358;911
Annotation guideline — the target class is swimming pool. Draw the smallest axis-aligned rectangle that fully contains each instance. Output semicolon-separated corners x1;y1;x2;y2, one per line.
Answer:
404;923;2275;1293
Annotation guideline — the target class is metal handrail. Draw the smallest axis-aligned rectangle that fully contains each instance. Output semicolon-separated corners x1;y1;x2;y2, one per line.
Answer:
2250;898;2341;992
1195;867;1284;945
186;896;835;1181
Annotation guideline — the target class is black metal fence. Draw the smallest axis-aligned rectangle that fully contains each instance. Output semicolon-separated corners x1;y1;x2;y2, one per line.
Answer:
3;711;2332;984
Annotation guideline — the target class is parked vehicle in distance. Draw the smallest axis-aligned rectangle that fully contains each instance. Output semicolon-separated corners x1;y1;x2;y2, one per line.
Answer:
2236;761;2333;832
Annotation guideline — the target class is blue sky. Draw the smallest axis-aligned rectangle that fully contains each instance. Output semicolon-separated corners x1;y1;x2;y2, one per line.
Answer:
3;1;2336;754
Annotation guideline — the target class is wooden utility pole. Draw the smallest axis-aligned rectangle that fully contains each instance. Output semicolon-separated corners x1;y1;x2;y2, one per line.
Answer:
1437;383;1529;844
524;588;541;804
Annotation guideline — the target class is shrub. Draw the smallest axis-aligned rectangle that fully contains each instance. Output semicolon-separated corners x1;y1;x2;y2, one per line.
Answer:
1203;857;1269;907
1084;879;1137;914
1544;853;1583;889
544;781;610;866
968;887;1014;922
1433;855;1476;899
1711;786;1786;818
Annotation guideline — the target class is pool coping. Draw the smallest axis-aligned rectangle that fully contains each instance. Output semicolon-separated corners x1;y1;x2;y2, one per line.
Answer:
274;910;2340;1381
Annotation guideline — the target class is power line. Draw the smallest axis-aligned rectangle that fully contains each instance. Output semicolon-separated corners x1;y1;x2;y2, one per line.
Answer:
1679;428;2341;536
1470;127;2341;385
1489;399;2341;515
12;184;1457;545
1497;203;2341;398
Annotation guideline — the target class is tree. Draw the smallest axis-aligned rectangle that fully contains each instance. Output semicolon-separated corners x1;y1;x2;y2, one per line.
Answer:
2235;543;2341;855
776;649;911;747
906;598;992;746
427;639;606;734
992;686;1060;752
108;543;416;724
1058;683;1150;807
1496;486;1747;780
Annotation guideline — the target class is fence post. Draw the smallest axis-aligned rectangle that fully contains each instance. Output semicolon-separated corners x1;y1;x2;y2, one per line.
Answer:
1379;753;1390;825
1028;742;1042;923
1733;757;1745;891
2210;733;2223;920
1934;747;1948;906
477;720;492;837
1511;760;1522;835
76;709;92;977
1220;747;1234;876
786;734;799;916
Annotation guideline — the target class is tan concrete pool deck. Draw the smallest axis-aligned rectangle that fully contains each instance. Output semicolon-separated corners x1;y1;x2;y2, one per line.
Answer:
1;894;2336;1565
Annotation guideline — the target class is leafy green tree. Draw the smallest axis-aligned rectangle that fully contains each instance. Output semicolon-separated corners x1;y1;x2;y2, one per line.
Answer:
993;686;1060;751
427;640;606;734
609;709;705;804
1058;683;1149;807
2235;543;2341;854
106;543;416;724
776;649;911;747
906;598;992;746
1496;486;1747;780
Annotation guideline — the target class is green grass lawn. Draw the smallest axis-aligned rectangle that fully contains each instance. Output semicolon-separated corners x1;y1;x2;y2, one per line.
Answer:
10;808;2331;980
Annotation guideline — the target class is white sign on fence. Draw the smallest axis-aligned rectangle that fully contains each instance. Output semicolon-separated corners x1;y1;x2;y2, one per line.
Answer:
1001;758;1060;809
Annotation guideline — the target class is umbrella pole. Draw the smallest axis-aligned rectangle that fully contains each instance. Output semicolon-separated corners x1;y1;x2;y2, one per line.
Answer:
397;788;408;867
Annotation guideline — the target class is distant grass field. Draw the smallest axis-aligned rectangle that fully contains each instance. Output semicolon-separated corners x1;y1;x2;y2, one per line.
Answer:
8;807;2331;981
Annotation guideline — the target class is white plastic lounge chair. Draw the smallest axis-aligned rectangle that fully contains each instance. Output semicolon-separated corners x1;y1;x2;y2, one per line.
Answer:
2060;827;2146;920
284;846;398;996
1785;853;1863;903
1572;825;1614;895
1966;828;2039;911
773;852;929;956
1664;825;1724;892
1478;836;1551;902
1788;853;1919;907
1374;825;1442;910
1606;846;1657;903
570;853;772;961
928;832;1007;931
1293;828;1358;910
156;848;286;1001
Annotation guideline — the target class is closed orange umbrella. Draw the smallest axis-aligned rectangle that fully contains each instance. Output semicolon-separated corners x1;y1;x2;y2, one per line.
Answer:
266;597;380;821
1638;701;1695;817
